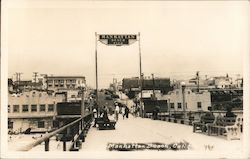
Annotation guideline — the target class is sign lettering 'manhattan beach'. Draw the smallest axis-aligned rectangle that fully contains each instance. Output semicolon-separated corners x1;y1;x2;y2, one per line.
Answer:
99;34;137;46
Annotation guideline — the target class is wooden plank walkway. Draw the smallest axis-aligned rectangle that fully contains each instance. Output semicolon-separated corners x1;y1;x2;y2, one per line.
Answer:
81;115;243;152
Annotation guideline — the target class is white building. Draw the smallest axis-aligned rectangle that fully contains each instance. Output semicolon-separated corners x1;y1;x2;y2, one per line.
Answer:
156;88;211;112
8;90;65;133
46;76;86;91
212;76;233;89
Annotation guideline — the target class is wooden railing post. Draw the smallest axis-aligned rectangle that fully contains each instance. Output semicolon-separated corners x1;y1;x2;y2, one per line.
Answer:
63;141;67;151
81;119;83;130
79;120;82;133
44;138;50;151
18;113;93;152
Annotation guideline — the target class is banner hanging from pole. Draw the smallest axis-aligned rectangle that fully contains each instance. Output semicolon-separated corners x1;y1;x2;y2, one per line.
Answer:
98;34;137;46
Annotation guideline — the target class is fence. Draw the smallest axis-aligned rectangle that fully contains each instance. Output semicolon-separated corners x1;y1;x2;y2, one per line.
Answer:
18;113;93;151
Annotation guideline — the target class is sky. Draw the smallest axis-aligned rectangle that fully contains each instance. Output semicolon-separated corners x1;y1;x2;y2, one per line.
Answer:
5;0;249;88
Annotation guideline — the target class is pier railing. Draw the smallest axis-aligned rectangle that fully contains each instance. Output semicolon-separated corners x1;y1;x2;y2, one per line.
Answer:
18;113;93;151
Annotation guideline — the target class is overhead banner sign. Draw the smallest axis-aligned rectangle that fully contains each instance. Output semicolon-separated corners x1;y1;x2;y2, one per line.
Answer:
99;34;137;46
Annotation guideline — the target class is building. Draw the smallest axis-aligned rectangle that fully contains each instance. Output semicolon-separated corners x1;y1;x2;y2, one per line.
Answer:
122;77;140;90
8;90;65;133
210;75;233;89
209;89;243;110
8;78;14;92
46;76;86;91
122;77;173;99
9;79;44;92
156;87;211;118
174;80;212;91
14;80;33;91
234;78;243;89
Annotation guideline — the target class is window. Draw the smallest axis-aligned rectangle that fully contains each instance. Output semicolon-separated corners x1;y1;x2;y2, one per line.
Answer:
31;105;37;112
8;105;10;113
53;120;59;128
40;105;46;112
48;104;54;112
177;103;182;109
186;103;188;109
13;105;20;112
47;80;53;84
60;80;64;87
197;102;202;109
170;103;175;109
8;121;13;129
22;105;29;112
38;121;45;128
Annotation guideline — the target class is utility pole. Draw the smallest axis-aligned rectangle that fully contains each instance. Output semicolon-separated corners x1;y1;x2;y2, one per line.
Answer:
81;86;85;117
33;72;39;90
196;71;199;93
138;32;144;117
40;74;48;90
95;32;99;116
33;72;38;83
151;73;155;98
15;72;22;92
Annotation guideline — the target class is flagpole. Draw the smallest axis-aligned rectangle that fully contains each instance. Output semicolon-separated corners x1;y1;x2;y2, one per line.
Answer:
138;32;143;117
95;32;99;116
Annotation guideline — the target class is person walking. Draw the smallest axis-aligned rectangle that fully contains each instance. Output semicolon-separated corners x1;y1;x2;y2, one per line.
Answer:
121;106;126;119
136;106;140;117
115;103;120;121
102;106;109;122
93;108;98;127
125;106;129;119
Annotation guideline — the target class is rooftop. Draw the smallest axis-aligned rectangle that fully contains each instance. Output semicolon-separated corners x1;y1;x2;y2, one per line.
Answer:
47;76;85;79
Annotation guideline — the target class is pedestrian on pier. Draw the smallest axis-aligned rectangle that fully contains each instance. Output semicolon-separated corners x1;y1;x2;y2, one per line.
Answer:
122;106;126;119
115;103;120;121
102;106;109;122
93;108;98;127
125;106;129;119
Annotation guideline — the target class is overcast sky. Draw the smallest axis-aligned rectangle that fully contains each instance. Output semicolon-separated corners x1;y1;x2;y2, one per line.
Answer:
5;1;249;88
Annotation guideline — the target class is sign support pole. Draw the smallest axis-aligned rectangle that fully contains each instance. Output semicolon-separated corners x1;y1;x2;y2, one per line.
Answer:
95;32;99;116
96;33;141;117
138;32;143;117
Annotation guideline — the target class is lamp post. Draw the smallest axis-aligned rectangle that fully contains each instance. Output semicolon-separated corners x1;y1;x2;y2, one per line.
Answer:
140;73;144;117
181;82;187;120
80;84;86;117
168;97;171;121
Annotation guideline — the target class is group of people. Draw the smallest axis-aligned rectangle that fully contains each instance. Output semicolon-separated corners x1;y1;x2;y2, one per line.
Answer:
92;106;109;127
200;105;237;126
115;103;129;120
131;105;140;117
92;102;131;127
